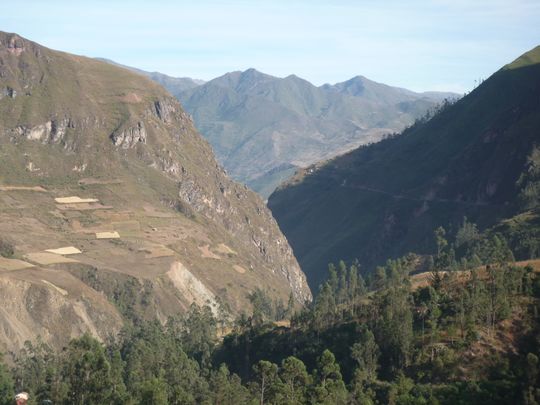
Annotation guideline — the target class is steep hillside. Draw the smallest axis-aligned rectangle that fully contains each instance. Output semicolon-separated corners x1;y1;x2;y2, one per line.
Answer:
178;69;456;197
95;57;204;94
268;46;540;290
0;32;311;351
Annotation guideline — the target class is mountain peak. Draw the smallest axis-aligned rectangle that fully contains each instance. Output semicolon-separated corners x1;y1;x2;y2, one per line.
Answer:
240;68;272;81
0;32;312;350
504;45;540;70
0;31;28;55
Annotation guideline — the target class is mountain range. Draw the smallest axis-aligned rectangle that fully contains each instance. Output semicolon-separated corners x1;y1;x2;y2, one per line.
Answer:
0;31;310;351
95;57;205;94
268;46;540;290
100;60;457;198
177;70;457;197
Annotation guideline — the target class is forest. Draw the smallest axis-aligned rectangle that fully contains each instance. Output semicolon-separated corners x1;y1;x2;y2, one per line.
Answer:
0;217;539;404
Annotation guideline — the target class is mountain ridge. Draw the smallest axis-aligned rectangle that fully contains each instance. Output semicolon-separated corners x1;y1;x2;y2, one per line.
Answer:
0;31;310;351
177;68;459;197
268;45;540;290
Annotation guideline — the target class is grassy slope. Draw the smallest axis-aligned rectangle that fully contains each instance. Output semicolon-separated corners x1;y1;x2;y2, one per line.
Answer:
269;46;540;290
0;32;311;350
178;69;452;196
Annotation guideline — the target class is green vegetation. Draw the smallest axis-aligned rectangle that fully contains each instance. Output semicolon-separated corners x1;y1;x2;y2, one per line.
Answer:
178;69;453;197
0;237;14;258
2;226;539;404
0;30;311;342
269;45;540;290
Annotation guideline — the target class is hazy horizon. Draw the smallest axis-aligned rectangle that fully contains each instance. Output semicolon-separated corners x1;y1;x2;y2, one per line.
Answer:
1;0;539;93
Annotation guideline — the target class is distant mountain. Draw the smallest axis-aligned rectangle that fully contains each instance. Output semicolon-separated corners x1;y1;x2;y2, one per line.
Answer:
268;46;540;290
322;75;455;103
96;57;205;94
0;32;310;351
177;70;458;197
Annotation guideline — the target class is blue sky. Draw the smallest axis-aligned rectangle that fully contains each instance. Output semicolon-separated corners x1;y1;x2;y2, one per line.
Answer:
1;0;539;93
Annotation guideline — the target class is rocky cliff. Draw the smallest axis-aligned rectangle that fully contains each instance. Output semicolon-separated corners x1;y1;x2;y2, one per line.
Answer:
0;32;311;352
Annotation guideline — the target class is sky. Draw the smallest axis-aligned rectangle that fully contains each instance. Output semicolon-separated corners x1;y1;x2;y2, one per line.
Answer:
1;0;539;93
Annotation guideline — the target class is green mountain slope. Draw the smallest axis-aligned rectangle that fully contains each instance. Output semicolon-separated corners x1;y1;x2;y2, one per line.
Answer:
177;69;456;197
268;46;540;290
0;32;311;351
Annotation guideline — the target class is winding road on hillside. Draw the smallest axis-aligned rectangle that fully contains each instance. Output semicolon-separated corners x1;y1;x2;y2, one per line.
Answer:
336;180;504;207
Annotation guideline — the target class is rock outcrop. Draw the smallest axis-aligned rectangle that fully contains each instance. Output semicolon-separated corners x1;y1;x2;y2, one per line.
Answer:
0;31;311;351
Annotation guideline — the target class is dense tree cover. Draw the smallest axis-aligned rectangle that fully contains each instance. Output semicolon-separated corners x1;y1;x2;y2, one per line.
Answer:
1;221;540;404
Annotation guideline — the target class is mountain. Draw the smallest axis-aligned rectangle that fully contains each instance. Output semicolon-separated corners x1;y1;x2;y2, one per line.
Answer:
95;57;204;94
268;46;540;290
0;32;311;351
177;69;457;197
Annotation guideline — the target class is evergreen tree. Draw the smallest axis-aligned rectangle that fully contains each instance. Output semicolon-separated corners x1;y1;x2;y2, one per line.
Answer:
0;354;13;405
63;334;113;405
351;325;380;381
277;356;309;405
311;350;347;404
139;377;168;405
252;360;279;405
210;364;251;405
327;263;339;296
108;349;129;403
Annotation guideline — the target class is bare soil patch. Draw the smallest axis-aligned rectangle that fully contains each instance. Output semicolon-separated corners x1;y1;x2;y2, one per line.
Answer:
140;243;175;259
56;203;112;211
95;231;120;239
233;264;246;274
45;246;82;255
0;186;47;192
24;252;78;265
0;258;35;271
55;196;99;204
215;243;237;255
198;245;221;259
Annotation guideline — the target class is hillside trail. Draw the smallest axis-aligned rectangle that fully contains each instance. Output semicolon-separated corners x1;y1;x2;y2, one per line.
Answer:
338;181;503;207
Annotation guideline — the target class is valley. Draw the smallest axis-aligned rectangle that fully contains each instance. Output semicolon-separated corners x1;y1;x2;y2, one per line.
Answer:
0;3;538;401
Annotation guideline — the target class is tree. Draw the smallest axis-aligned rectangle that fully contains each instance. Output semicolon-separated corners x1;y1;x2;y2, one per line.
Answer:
252;360;279;405
139;377;168;405
249;289;275;325
435;227;448;258
178;304;218;366
375;287;414;371
327;263;339;296
373;267;387;290
210;364;251;405
311;350;347;404
313;283;336;330
455;217;480;250
63;334;113;405
351;326;379;381
426;287;442;360
524;353;540;405
277;356;309;405
337;260;348;305
0;354;14;405
108;349;129;403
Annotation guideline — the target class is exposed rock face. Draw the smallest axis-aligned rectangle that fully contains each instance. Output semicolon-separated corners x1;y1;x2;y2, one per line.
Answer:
0;31;311;351
0;87;16;99
154;98;176;123
13;118;73;143
0;276;122;352
111;122;147;148
175;164;311;302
